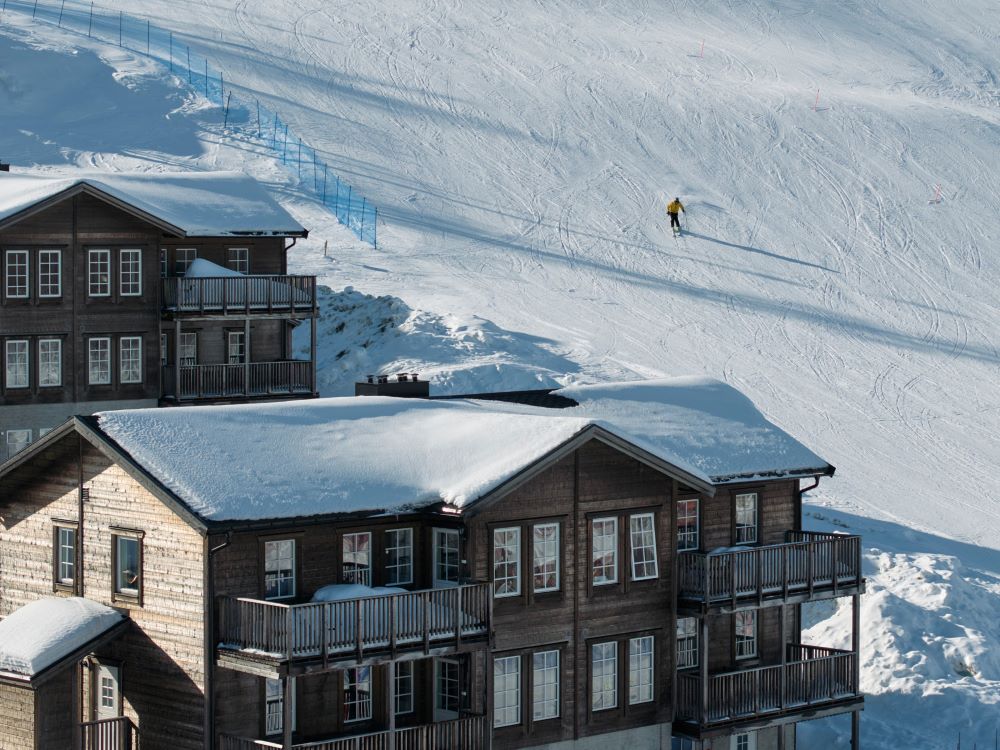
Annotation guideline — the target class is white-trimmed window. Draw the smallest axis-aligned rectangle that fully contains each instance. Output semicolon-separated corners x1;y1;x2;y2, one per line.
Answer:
672;738;697;750
88;249;111;296
38;339;62;387
55;524;76;585
735;493;758;544
342;532;371;586
436;659;460;715
160;334;168;368
494;655;521;727
120;249;142;296
5;340;29;388
732;732;757;750
175;247;197;275
532;650;559;721
227;331;246;364
394;662;413;715
344;667;372;722
113;534;141;597
735;611;757;659
629;513;658;580
676;617;698;668
433;528;460;586
677;499;699;551
591;641;618;710
38;250;61;297
5;429;31;456
180;332;197;366
228;247;249;273
120;337;142;384
629;636;654;705
5;250;28;298
265;678;295;735
532;522;559;592
592;517;618;585
88;338;111;385
159;249;168;278
493;527;521;597
264;539;295;600
385;528;413;586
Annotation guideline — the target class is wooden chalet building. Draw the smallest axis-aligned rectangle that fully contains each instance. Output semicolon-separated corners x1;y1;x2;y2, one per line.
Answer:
0;170;317;462
0;378;864;750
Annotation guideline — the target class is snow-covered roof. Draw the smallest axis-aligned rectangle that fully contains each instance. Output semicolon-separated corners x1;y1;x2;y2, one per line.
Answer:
0;598;125;680
0;171;306;237
91;377;830;523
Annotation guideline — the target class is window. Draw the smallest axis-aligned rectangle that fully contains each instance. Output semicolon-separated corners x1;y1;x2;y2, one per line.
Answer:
676;617;698;669
532;522;559;592
385;528;413;585
55;524;76;586
629;513;658;580
5;340;28;388
532;650;559;720
344;666;372;722
592;517;618;585
493;527;521;597
38;250;61;297
100;675;115;708
264;539;295;599
179;332;197;366
677;499;699;551
394;662;413;715
591;641;617;710
88;338;111;385
735;611;757;659
38;339;62;387
433;528;460;585
735;493;758;544
88;249;111;296
120;249;142;296
672;738;697;750
5;250;28;298
265;678;295;735
228;247;249;273
629;636;654;705
175;247;197;275
113;534;141;597
342;532;371;585
436;659;460;715
120;337;142;384
494;655;521;727
5;429;31;456
159;249;168;278
160;334;168;368
732;732;757;750
227;331;246;364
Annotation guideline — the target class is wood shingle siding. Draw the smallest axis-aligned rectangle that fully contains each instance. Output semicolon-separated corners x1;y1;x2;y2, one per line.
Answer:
0;684;34;750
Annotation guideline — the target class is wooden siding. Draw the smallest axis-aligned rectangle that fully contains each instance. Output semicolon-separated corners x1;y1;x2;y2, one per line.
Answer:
36;668;75;749
0;683;34;750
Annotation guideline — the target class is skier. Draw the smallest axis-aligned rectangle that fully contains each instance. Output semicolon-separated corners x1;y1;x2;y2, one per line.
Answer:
667;197;685;235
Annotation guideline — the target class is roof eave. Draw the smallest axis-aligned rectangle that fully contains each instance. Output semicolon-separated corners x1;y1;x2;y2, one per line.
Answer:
708;464;836;485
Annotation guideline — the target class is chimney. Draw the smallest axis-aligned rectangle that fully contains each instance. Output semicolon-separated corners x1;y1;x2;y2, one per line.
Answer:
0;162;10;172
355;372;429;399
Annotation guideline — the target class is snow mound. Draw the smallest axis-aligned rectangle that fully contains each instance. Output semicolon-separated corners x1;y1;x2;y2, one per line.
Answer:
311;584;407;602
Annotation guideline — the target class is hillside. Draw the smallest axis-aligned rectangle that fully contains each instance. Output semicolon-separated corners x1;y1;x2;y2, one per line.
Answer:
1;1;998;746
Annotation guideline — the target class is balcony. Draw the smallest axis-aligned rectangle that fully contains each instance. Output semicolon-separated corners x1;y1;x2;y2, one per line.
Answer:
162;361;314;402
216;584;492;674
677;531;863;613
162;275;317;318
675;645;862;731
81;717;137;750
219;715;487;750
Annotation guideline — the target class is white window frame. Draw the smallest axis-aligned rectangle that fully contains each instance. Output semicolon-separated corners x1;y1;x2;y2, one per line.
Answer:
175;247;197;275
342;531;372;586
56;525;76;585
532;649;559;721
493;527;521;598
88;249;111;297
113;534;141;597
264;539;296;600
493;655;521;728
735;610;757;660
37;249;61;298
265;678;296;735
228;247;249;274
88;338;111;385
532;522;559;593
676;617;698;669
677;498;700;551
592;517;618;585
394;662;414;715
119;336;142;385
629;635;655;705
385;528;413;586
735;493;758;544
180;332;198;366
159;249;168;278
343;666;372;723
5;429;31;456
119;249;142;296
591;641;618;711
38;338;62;387
227;331;246;365
732;732;757;750
629;513;658;580
160;333;168;368
433;528;460;587
5;339;29;388
5;250;28;298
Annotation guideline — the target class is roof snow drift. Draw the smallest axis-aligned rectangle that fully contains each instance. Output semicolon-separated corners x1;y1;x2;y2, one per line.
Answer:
0;170;306;237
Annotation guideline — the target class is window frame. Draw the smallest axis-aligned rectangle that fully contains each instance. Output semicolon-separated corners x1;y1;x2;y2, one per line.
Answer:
628;635;655;705
342;531;372;586
591;517;618;586
493;654;521;728
4;250;29;298
175;247;198;276
735;610;757;660
492;526;521;598
160;333;168;368
38;338;62;387
88;337;112;386
532;522;560;593
532;649;560;721
734;492;759;545
228;247;250;274
590;641;618;711
343;666;373;723
52;521;78;591
676;617;698;669
394;661;414;715
119;336;143;385
263;538;297;601
88;248;111;297
37;249;61;298
179;332;198;366
628;512;659;581
227;330;246;365
432;528;460;587
385;527;413;586
677;497;700;552
264;678;296;736
5;339;29;389
111;528;143;604
5;429;31;456
119;248;142;296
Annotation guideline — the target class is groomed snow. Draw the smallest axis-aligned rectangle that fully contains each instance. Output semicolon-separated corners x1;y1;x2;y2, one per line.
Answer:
0;171;305;237
0;597;124;678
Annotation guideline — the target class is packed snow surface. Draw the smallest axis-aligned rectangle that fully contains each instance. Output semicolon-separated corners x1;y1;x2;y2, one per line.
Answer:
0;597;124;678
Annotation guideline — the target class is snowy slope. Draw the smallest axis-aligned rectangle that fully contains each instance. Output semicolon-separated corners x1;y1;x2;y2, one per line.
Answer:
1;1;998;745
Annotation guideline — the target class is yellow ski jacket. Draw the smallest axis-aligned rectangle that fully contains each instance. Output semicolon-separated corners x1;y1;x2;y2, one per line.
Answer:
667;199;685;214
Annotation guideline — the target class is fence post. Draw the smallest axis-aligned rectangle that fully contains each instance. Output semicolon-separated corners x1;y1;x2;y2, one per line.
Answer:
146;19;150;54
282;125;288;164
32;0;37;20
322;165;328;203
58;0;65;27
334;177;340;219
360;198;366;240
256;99;261;138
223;92;232;129
87;2;93;37
374;207;378;248
272;113;278;149
204;59;208;98
297;138;302;176
187;46;192;84
220;73;224;105
118;10;122;47
346;186;353;225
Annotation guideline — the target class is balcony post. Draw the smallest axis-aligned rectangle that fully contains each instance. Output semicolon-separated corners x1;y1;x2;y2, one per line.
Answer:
851;709;861;750
833;539;840;596
244;317;251;396
779;604;787;711
852;593;860;691
282;675;293;749
174;319;182;398
387;662;397;750
699;616;709;725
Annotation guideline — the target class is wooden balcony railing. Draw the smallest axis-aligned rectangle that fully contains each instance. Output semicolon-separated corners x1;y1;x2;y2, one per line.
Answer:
218;584;491;666
219;715;487;750
677;531;862;607
676;644;859;726
81;717;136;750
162;275;317;316
163;361;314;400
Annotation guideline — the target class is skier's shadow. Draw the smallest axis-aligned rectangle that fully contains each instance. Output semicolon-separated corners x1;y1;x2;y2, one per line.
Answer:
682;231;837;272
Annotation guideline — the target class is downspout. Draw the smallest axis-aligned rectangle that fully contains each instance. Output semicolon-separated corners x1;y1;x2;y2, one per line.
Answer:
796;476;821;533
77;434;85;598
205;531;232;749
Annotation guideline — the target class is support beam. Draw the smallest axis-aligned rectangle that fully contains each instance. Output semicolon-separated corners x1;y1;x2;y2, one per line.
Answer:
700;616;709;725
243;317;251;396
174;318;182;398
310;316;318;395
852;708;861;750
282;675;294;749
387;662;396;750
